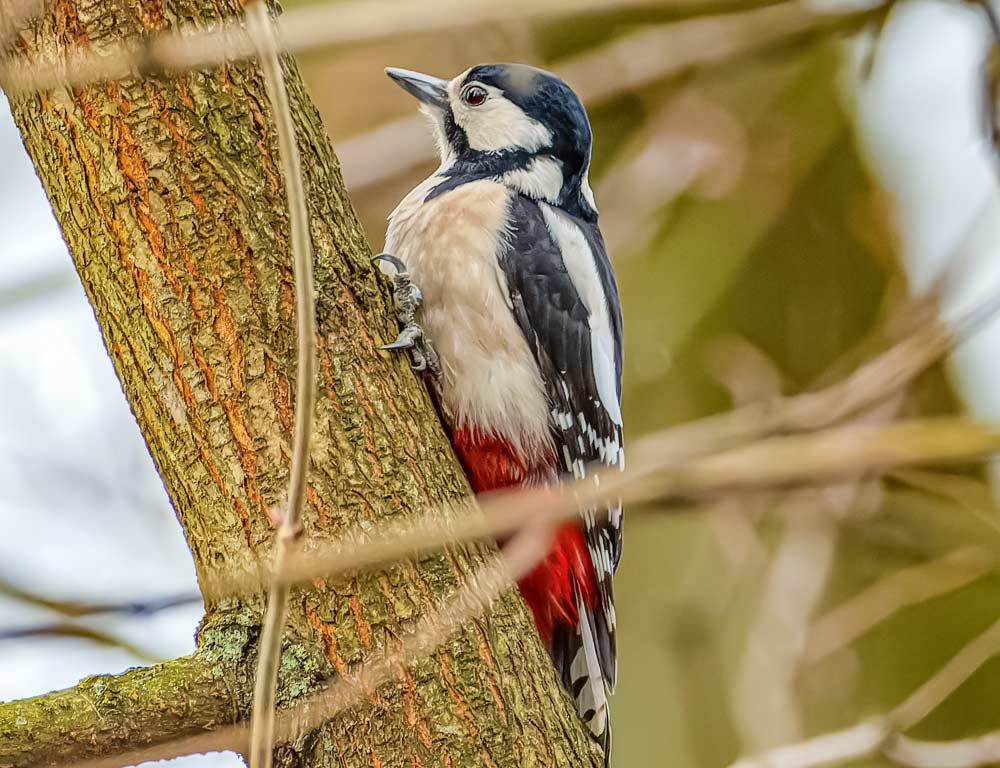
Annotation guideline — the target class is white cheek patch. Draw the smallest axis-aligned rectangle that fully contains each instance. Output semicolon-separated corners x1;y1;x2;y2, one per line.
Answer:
449;80;553;153
501;156;563;202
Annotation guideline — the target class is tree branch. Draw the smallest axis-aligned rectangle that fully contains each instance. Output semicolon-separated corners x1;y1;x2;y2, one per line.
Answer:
0;654;238;768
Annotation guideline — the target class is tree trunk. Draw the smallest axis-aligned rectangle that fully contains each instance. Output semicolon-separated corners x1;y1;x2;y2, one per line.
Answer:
1;0;599;766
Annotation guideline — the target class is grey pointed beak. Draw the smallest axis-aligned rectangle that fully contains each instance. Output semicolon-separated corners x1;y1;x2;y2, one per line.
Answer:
385;67;449;109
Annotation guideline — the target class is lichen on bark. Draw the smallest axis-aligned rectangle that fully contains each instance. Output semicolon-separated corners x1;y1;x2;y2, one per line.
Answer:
0;0;600;766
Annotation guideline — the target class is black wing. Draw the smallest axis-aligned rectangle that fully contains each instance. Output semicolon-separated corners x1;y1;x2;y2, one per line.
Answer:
498;193;624;754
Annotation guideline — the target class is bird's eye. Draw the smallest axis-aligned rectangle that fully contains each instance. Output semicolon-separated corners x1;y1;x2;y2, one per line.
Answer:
461;85;488;107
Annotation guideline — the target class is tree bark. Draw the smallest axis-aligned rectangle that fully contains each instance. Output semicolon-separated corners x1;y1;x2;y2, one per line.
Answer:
0;0;599;766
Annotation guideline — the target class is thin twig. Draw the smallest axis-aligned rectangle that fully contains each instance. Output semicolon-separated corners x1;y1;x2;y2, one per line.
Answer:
890;615;1000;731
0;622;162;662
0;573;201;620
730;613;1000;768
885;731;1000;768
630;289;1000;464
244;4;317;768
804;548;996;666
728;718;890;768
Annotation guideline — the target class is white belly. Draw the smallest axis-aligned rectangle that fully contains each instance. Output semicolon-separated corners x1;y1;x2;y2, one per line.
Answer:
385;176;551;459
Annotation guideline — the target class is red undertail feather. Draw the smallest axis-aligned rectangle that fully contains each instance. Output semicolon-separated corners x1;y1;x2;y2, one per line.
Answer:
449;427;600;642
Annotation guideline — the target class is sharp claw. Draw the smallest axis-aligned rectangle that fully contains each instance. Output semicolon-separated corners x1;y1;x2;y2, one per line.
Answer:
382;340;414;351
372;252;407;273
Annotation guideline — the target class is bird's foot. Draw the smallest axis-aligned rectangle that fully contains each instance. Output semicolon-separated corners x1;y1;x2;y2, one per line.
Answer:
373;252;442;378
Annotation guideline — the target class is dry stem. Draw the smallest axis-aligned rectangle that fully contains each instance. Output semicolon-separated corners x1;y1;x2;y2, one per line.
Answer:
244;4;317;768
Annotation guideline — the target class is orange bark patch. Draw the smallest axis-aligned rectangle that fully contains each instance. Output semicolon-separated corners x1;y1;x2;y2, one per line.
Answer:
172;366;199;411
402;669;433;750
210;285;246;393
181;175;208;216
200;446;228;494
306;485;333;522
39;104;72;176
306;607;346;675
244;90;281;195
52;0;89;48
348;594;373;650
221;398;261;509
475;626;507;725
437;652;476;738
264;355;293;433
75;90;103;134
136;0;165;30
192;343;217;399
110;115;183;297
316;335;342;410
233;498;254;549
177;75;195;110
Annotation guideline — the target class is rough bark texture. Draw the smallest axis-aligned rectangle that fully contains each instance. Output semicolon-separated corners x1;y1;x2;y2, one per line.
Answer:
0;0;600;766
0;655;236;768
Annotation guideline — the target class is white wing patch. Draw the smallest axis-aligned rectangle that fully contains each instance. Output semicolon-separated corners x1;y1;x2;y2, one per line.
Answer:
539;204;622;427
501;156;564;203
572;592;611;742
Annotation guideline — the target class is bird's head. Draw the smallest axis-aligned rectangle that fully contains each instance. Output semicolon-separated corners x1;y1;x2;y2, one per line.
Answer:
386;63;597;219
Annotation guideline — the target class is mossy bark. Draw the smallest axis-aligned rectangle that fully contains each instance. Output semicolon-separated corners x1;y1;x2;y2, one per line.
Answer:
0;0;600;766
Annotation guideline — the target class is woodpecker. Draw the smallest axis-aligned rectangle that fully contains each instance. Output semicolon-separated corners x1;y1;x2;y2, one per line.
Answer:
377;63;624;760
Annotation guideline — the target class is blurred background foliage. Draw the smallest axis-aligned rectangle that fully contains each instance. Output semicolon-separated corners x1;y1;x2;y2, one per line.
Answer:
5;1;1000;767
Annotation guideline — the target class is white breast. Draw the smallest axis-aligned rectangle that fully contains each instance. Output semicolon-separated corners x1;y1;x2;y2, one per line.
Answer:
385;176;552;459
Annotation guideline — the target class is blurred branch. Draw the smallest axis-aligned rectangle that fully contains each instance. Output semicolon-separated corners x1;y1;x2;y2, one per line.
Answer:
631;290;1000;464
0;269;75;311
193;415;1000;603
0;0;679;95
0;574;200;619
243;4;317;768
338;0;891;187
730;615;1000;768
0;622;161;663
0;0;889;190
0;0;45;50
885;732;1000;768
891;615;1000;731
804;547;996;666
729;718;889;768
